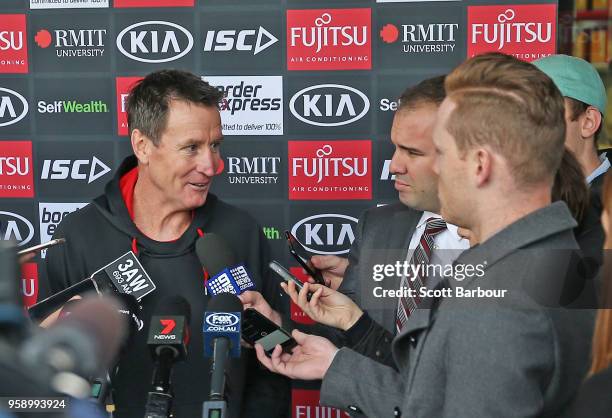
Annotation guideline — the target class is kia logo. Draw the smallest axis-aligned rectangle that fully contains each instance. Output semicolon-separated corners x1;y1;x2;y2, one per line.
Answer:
291;214;358;255
116;21;193;63
206;313;240;327
0;87;29;127
0;211;34;247
289;84;370;127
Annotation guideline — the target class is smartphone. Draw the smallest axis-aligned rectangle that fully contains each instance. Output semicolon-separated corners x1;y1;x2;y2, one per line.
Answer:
285;231;326;285
242;308;296;355
17;238;66;256
268;260;304;291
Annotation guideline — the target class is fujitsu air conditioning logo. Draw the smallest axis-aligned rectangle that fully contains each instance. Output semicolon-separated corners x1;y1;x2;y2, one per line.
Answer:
227;156;281;185
287;8;372;71
0;141;34;198
116;76;143;136
34;28;107;58
289;84;370;127
0;87;28;128
380;22;459;54
289;141;371;200
292;389;351;418
0;14;29;73
204;27;278;55
468;4;556;62
116;21;193;63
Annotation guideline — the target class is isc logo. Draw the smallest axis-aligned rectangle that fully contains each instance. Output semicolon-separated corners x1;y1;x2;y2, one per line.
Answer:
203;27;278;55
40;157;110;184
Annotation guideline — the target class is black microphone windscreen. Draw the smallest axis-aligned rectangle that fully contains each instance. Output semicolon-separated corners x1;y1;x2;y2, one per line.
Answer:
113;293;142;342
206;292;242;313
154;295;191;326
195;233;236;276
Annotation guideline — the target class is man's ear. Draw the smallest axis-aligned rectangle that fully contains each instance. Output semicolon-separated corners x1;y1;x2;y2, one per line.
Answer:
580;106;603;140
473;148;492;188
131;129;152;164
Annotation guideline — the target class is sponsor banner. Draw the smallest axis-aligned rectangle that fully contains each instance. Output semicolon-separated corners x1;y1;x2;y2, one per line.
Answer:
30;14;110;73
0;79;30;134
375;139;399;201
115;0;194;7
376;73;431;134
287;8;372;71
30;0;109;9
205;75;283;136
292;389;350;418
115;15;194;71
38;202;87;258
37;141;114;198
0;202;37;247
287;76;371;134
116;76;143;136
200;11;282;71
377;5;464;69
289;140;372;201
35;77;113;134
21;262;38;308
0;14;28;73
289;205;366;255
211;140;285;198
467;4;556;62
244;203;288;260
0;141;34;199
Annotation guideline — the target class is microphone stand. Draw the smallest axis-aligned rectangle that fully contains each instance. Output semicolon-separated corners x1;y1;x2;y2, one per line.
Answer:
144;348;175;418
202;338;229;418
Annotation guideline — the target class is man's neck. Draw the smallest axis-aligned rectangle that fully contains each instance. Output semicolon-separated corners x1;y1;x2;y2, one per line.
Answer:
471;190;551;244
132;177;191;241
575;144;602;179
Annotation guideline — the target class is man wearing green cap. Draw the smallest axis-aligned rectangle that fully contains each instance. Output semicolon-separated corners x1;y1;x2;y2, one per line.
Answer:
534;54;609;194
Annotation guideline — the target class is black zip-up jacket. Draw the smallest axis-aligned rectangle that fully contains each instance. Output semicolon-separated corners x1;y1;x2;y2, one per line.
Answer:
43;156;289;418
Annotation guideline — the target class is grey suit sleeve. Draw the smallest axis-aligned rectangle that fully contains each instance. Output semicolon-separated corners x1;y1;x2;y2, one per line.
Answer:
440;305;553;418
320;347;405;417
344;312;396;368
338;208;368;304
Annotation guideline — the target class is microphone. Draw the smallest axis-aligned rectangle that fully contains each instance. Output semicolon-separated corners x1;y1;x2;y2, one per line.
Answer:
202;293;242;418
21;296;126;399
195;234;255;296
29;251;156;322
144;295;191;418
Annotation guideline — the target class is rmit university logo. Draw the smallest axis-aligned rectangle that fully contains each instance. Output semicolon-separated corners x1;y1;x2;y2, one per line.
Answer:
289;84;369;127
116;21;193;63
0;141;34;198
291;213;358;255
116;76;143;136
227;156;281;184
0;87;29;127
287;8;371;71
380;22;459;54
289;141;371;200
160;319;176;335
468;4;556;62
34;28;106;58
0;14;28;73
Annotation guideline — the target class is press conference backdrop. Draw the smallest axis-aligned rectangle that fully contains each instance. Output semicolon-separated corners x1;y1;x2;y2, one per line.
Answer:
1;0;556;415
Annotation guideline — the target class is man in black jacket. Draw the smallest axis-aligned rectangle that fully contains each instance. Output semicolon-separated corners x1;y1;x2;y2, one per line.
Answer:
42;70;289;418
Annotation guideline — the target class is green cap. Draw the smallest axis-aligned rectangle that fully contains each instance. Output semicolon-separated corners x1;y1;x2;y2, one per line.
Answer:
533;54;607;114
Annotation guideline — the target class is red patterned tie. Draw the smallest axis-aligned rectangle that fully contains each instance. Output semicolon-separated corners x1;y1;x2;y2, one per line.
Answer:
396;217;447;333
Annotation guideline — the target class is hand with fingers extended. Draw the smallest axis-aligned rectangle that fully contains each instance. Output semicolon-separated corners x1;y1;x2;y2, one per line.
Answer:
254;329;338;381
238;290;282;327
309;255;348;290
281;280;363;331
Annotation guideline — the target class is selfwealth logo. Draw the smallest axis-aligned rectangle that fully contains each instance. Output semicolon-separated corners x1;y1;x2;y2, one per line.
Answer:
380;21;459;54
468;4;556;62
0;14;29;73
116;76;143;136
287;8;372;71
290;84;370;127
206;76;283;136
34;27;107;58
289;141;371;200
204;26;278;56
116;21;193;63
37;98;109;114
0;141;34;198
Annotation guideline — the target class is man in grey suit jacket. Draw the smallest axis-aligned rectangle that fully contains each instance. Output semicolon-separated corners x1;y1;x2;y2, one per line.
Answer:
255;53;596;418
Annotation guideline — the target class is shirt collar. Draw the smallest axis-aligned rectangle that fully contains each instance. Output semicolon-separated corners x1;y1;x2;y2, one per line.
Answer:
587;153;610;185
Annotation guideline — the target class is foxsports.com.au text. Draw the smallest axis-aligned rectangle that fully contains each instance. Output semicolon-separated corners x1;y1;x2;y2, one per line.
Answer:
371;261;507;299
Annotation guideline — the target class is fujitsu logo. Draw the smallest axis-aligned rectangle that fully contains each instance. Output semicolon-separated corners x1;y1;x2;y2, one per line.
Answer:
0;31;23;51
292;144;368;184
290;12;368;53
471;8;552;50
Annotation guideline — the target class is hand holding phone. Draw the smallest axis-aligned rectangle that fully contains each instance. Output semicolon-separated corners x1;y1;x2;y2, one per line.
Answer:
242;308;296;355
285;231;326;286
